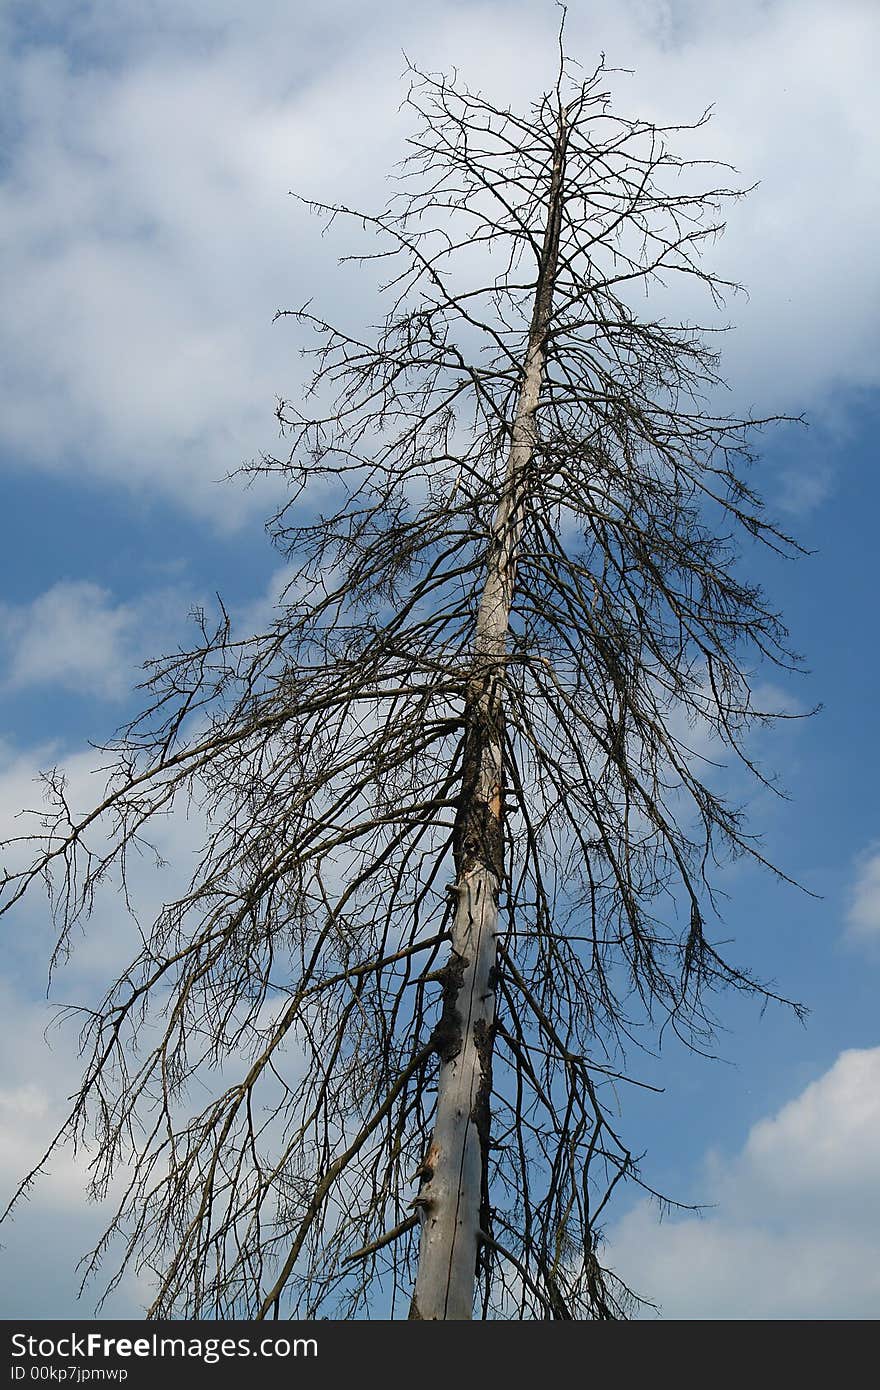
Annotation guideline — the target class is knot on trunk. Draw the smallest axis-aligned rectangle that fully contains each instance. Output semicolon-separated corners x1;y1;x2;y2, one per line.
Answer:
428;950;469;1062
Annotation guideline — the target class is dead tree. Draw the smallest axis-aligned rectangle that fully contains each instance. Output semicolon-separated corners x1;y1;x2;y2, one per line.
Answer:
0;38;806;1321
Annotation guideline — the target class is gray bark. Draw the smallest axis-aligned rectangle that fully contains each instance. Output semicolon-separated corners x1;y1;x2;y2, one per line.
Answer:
410;111;568;1320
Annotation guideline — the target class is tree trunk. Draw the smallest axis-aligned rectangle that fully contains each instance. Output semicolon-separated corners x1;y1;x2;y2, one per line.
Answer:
409;111;567;1320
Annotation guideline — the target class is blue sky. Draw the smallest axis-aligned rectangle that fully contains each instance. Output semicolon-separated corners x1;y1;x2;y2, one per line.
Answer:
1;0;878;1319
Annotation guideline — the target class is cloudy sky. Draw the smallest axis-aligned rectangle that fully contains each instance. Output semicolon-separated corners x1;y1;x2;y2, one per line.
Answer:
1;0;878;1320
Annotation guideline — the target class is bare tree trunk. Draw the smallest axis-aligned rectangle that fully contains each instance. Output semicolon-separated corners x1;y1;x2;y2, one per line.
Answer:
410;112;568;1321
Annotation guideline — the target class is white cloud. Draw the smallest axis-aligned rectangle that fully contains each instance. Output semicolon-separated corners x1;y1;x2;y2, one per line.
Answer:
0;732;205;989
0;977;148;1317
605;1047;880;1318
0;579;193;699
0;991;101;1209
0;0;877;522
0;727;210;1315
0;723;292;1317
0;560;299;702
847;846;880;942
